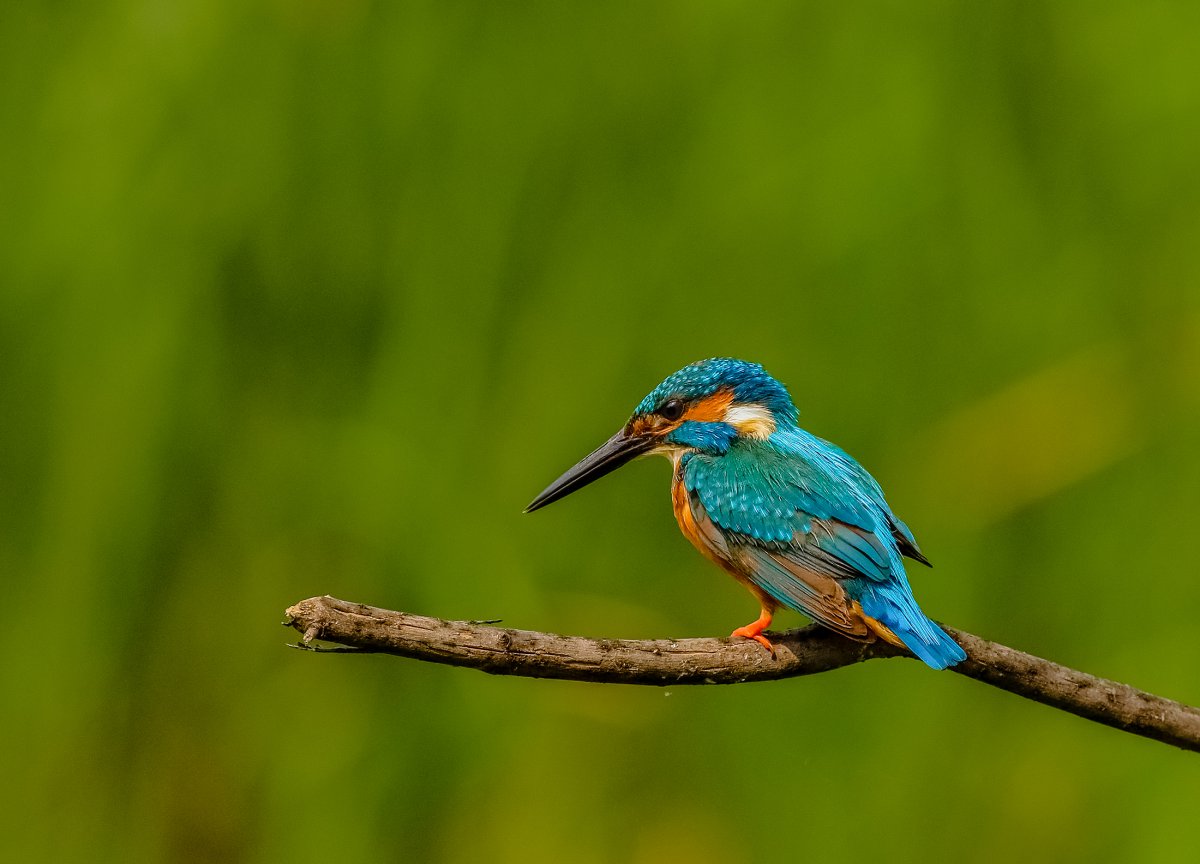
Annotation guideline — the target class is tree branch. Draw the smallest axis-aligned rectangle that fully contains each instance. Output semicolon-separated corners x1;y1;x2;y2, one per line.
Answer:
283;595;1200;753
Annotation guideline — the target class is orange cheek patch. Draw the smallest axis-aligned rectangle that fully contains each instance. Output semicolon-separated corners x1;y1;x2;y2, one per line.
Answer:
682;389;735;423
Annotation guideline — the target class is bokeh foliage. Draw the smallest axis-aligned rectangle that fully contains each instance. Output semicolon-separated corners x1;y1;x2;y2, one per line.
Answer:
3;2;1199;862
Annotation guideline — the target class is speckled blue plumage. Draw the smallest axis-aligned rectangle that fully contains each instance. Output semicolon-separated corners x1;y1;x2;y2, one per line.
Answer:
636;358;798;422
643;359;965;669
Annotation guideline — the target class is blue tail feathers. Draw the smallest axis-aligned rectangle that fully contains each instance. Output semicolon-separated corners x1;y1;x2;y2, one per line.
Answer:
894;621;966;670
860;585;966;670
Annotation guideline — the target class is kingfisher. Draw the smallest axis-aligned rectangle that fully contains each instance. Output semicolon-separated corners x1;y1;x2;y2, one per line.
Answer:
525;358;966;669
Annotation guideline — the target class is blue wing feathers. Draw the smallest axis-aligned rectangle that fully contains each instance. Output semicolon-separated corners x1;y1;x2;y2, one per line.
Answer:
683;428;965;669
813;522;890;581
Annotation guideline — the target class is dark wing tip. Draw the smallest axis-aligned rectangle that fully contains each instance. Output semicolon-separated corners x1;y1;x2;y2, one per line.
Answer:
902;544;933;567
890;518;933;567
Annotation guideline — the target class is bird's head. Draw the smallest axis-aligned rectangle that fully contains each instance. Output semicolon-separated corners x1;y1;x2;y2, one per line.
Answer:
526;358;797;512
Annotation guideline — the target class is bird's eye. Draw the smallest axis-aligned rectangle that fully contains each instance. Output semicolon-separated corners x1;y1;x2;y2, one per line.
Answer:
659;399;685;421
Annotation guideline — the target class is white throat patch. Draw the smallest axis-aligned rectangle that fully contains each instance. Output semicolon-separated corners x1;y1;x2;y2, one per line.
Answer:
723;404;776;439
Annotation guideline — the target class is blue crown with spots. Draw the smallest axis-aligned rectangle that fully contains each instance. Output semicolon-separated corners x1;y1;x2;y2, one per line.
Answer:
633;358;798;421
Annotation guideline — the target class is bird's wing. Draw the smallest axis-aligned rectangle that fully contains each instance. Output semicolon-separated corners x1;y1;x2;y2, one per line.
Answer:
681;482;875;639
773;430;931;568
680;447;915;637
686;484;873;643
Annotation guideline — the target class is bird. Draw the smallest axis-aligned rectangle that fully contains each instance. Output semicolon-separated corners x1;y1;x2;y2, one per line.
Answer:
525;357;966;670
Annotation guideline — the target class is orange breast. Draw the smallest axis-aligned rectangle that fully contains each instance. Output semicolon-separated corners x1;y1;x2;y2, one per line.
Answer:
671;476;716;562
671;471;778;609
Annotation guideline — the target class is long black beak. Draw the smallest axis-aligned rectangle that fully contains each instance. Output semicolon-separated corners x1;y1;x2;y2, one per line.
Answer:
525;427;654;513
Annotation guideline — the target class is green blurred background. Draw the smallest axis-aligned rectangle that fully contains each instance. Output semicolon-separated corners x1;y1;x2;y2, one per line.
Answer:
3;1;1199;862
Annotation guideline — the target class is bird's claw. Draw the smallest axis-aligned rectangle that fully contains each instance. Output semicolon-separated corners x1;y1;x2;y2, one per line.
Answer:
730;626;777;658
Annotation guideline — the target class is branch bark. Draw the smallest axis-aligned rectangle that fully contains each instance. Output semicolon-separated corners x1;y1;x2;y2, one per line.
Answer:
284;595;1200;753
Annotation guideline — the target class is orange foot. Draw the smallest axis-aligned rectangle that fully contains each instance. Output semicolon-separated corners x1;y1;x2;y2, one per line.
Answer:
731;607;776;657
